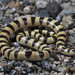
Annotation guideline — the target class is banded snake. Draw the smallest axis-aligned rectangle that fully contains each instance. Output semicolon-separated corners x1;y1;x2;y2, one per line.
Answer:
0;17;75;61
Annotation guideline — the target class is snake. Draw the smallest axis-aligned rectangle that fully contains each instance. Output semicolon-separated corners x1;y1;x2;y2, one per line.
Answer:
0;17;75;61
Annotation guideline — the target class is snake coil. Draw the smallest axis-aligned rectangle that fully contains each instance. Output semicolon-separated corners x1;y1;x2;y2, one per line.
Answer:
0;17;75;61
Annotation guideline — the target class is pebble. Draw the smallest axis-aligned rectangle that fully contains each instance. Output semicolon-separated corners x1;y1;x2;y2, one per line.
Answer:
0;72;4;75
69;30;74;35
24;68;33;73
14;13;20;18
71;0;75;6
41;61;53;71
73;60;75;63
46;1;62;18
4;65;14;73
9;70;16;75
0;66;4;72
8;1;15;8
3;16;13;25
9;7;16;14
69;67;75;72
50;53;59;61
22;0;30;7
14;42;20;47
15;67;22;72
52;64;57;70
58;67;68;72
1;0;11;4
21;73;28;75
29;0;36;4
39;10;50;17
15;1;20;9
20;62;28;68
56;6;75;21
73;63;75;67
36;1;48;9
54;61;60;65
23;6;30;14
61;15;74;29
68;36;75;44
64;59;69;63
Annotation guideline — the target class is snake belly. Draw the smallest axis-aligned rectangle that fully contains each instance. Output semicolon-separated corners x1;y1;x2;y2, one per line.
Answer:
0;17;75;61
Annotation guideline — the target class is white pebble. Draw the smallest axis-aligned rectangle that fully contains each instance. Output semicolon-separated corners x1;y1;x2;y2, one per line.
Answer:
69;30;74;35
64;59;69;63
23;6;30;13
0;72;4;75
9;7;16;14
14;13;20;17
36;1;48;9
73;60;75;63
65;73;70;75
58;67;68;72
14;42;20;46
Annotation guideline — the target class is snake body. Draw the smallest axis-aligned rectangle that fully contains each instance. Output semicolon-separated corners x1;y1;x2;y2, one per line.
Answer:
17;30;56;44
0;17;75;61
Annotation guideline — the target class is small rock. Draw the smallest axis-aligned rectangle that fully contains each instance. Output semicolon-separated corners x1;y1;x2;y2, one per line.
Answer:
1;0;11;4
46;1;62;18
69;30;74;35
73;63;75;68
57;55;63;61
54;61;60;65
73;28;75;32
29;66;38;72
61;15;74;29
64;59;69;63
68;36;75;44
15;1;20;9
29;0;36;4
50;53;59;61
36;1;48;9
15;67;22;72
14;42;20;47
9;7;16;14
20;62;28;68
73;60;75;63
6;9;10;14
0;72;4;75
65;73;70;75
58;67;68;72
3;16;13;25
21;73;28;75
23;6;30;14
73;73;75;75
69;66;75;72
4;65;14;73
24;68;33;73
10;70;16;75
41;61;53;71
52;64;57;70
14;13;20;18
22;0;30;7
39;10;50;17
0;66;4;72
50;71;55;74
8;1;15;8
71;0;75;6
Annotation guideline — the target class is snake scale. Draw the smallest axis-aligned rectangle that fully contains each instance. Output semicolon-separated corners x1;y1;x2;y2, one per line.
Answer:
0;17;75;61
